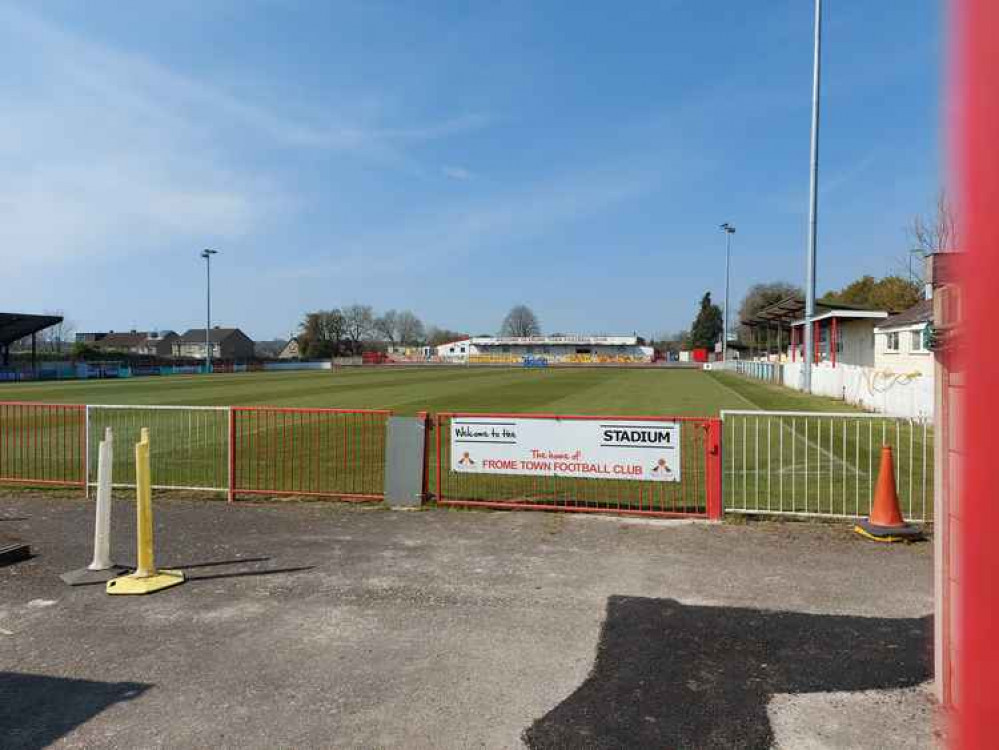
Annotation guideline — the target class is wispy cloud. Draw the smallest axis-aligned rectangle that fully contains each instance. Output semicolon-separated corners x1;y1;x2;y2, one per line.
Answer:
275;164;657;281
0;5;491;269
441;165;475;181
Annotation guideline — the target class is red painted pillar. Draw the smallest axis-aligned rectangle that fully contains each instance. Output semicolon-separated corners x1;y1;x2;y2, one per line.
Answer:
813;321;820;364
791;326;797;362
831;317;838;368
705;418;723;520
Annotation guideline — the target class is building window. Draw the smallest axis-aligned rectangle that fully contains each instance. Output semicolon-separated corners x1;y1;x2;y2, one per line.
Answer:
911;328;929;353
885;332;900;352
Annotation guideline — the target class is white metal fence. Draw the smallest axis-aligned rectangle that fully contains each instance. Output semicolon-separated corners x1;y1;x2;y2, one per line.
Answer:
86;405;230;493
721;410;933;521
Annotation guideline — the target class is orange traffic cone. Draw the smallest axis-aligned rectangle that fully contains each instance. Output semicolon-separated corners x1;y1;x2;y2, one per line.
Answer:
855;446;922;542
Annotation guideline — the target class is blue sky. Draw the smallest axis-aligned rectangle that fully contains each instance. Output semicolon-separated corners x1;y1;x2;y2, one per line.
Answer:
0;1;942;340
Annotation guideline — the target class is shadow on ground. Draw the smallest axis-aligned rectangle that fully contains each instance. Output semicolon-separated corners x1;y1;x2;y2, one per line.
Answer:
0;672;151;750
524;596;931;749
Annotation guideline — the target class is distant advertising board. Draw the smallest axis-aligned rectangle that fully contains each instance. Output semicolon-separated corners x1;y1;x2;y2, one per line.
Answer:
450;417;681;482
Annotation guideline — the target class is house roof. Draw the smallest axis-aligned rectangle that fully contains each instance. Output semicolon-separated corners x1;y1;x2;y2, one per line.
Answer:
743;295;888;328
255;339;290;356
96;332;146;347
0;312;64;347
790;309;889;327
178;328;245;343
95;331;177;348
876;299;933;330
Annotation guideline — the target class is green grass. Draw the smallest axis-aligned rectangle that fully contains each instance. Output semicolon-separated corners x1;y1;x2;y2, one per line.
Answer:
0;366;860;416
0;367;931;519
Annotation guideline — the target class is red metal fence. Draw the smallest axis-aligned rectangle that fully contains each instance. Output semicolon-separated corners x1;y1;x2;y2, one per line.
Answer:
432;412;722;519
229;406;391;501
0;402;86;488
0;402;722;519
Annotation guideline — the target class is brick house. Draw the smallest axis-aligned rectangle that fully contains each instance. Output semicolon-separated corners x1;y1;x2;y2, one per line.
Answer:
94;330;179;357
174;328;255;360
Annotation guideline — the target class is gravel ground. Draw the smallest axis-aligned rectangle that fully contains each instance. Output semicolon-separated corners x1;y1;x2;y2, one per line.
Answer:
0;491;938;749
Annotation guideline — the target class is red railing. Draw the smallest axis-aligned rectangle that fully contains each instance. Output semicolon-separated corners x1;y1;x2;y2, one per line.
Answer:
432;412;722;519
0;402;87;488
229;406;391;501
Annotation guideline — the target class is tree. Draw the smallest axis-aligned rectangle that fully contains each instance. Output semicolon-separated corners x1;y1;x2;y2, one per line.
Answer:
342;304;374;354
500;305;541;337
71;342;101;360
895;190;958;283
372;309;426;347
909;190;958;254
33;311;75;353
298;309;346;358
395;310;426;345
737;281;801;346
688;293;723;349
822;275;922;312
373;310;399;345
426;326;468;347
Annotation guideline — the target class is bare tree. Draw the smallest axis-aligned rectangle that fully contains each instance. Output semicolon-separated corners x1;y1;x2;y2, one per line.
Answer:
343;304;375;354
395;310;425;345
500;304;541;337
373;309;399;345
35;311;75;353
902;190;959;281
910;190;958;254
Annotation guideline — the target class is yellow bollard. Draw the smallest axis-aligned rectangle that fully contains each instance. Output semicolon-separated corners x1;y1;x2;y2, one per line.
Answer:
106;428;185;595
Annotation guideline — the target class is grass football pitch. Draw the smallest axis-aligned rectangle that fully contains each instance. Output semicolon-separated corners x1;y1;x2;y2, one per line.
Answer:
0;366;858;415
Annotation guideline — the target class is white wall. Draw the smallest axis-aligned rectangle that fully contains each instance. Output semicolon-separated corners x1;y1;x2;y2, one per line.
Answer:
436;339;471;362
874;324;934;377
264;361;332;371
783;361;934;420
837;319;877;367
791;319;877;367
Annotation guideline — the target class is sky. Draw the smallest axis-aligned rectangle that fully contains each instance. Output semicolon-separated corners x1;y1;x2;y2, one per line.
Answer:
0;1;943;341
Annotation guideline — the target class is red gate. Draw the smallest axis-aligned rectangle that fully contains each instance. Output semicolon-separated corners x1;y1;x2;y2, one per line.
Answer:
432;412;721;519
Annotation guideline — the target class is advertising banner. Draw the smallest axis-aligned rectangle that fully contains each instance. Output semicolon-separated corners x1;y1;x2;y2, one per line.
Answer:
450;416;681;482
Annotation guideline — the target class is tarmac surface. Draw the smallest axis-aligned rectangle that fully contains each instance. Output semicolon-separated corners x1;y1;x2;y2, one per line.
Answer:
1;492;936;749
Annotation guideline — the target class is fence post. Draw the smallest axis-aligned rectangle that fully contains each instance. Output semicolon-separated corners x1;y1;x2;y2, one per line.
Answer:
706;418;723;520
436;414;444;504
227;407;235;503
418;411;432;502
83;405;90;498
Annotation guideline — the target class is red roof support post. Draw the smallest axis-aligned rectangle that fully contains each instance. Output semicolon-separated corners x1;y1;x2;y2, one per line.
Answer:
813;321;820;364
831;316;838;368
791;325;797;362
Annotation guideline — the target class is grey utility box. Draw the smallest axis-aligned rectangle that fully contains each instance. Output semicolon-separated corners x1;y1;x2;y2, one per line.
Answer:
383;416;427;508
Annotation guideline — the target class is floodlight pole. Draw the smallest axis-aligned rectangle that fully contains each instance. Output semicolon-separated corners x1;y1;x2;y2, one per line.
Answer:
720;223;736;362
201;249;218;372
803;0;822;392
